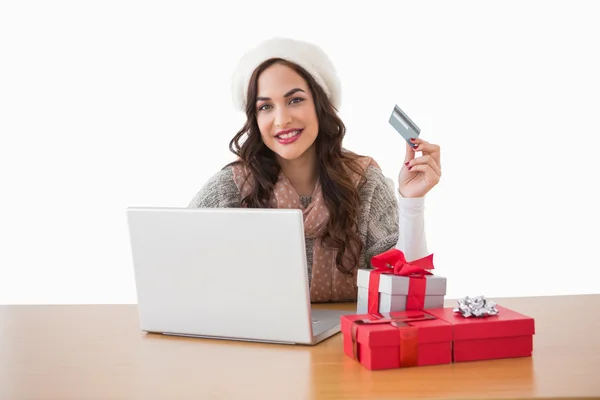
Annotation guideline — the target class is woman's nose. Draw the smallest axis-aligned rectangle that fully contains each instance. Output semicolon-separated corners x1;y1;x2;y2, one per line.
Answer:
275;107;292;128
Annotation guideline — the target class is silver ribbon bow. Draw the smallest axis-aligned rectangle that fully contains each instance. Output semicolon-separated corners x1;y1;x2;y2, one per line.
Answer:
453;295;499;318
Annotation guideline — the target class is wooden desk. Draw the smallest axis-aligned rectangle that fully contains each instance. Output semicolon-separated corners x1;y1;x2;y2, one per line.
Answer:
1;295;599;400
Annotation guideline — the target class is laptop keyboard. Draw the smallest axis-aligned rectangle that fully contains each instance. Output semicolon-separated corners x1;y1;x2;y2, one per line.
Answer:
311;319;328;336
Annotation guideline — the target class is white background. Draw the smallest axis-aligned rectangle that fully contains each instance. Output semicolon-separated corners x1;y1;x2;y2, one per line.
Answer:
1;1;599;304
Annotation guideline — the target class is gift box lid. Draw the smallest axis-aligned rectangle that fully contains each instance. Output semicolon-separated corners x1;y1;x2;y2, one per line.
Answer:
356;269;446;296
341;310;453;348
425;306;535;341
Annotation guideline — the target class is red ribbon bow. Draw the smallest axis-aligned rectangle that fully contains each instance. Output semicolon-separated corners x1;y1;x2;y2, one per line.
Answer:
368;248;435;315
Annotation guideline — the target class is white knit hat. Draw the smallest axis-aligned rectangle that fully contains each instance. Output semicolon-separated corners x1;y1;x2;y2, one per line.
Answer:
231;37;342;112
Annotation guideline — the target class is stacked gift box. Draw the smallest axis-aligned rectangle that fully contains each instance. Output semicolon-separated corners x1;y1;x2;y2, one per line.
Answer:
343;248;535;370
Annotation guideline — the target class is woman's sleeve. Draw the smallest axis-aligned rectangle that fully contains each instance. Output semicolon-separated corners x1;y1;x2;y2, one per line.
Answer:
362;166;429;267
396;192;429;262
187;166;242;208
362;166;400;266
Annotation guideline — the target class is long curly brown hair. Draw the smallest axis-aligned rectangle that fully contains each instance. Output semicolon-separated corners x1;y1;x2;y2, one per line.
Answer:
226;58;366;277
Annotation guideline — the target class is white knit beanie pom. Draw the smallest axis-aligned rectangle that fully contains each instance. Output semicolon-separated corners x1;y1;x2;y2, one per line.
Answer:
230;37;341;112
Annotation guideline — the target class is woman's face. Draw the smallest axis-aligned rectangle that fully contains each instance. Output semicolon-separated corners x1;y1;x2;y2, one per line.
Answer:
254;63;319;162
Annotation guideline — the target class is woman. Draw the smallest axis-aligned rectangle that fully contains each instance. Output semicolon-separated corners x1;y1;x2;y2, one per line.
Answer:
188;37;442;303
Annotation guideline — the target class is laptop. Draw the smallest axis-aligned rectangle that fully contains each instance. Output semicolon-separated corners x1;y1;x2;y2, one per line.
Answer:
125;207;350;345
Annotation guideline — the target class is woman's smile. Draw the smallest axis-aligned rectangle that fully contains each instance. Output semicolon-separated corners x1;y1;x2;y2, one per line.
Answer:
275;128;303;144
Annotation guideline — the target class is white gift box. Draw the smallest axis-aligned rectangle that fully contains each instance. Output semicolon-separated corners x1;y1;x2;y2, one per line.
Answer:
356;269;447;314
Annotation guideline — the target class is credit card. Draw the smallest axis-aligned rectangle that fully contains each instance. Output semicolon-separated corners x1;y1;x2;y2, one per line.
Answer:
389;104;420;147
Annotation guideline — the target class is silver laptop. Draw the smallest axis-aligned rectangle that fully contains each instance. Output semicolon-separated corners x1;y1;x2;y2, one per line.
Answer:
126;207;349;345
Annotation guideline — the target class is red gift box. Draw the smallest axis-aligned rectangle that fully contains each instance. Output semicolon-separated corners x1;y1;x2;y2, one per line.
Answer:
425;306;535;362
341;310;453;370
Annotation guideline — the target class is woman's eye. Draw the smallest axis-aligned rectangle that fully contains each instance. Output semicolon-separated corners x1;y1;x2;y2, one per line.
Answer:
258;98;302;111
